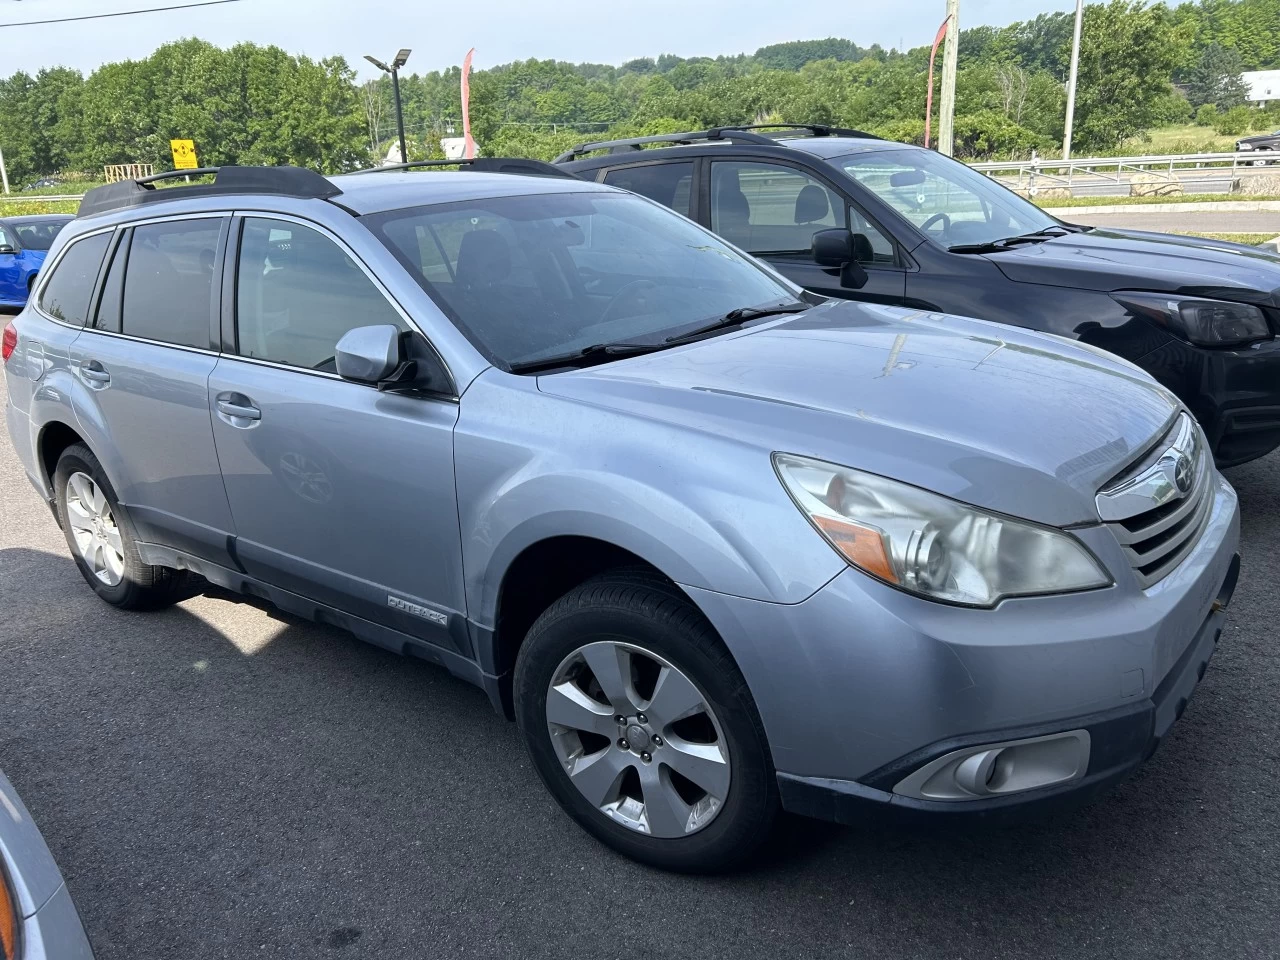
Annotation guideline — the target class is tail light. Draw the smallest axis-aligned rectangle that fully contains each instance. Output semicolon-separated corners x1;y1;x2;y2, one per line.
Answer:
1;321;16;364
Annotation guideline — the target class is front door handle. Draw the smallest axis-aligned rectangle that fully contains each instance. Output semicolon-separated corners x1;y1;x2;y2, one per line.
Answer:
79;359;111;386
215;392;261;426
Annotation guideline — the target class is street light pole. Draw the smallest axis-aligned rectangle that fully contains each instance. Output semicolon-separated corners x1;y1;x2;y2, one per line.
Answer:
365;49;412;165
0;143;9;195
1063;0;1084;161
937;0;960;156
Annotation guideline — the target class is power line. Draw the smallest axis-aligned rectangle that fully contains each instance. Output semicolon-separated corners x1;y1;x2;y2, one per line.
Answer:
0;0;242;28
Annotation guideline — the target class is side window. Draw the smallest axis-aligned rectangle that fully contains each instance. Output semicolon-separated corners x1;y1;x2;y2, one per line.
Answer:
122;219;222;348
602;162;694;218
711;161;845;256
848;205;896;263
0;224;11;249
235;217;407;371
92;231;128;333
37;232;111;326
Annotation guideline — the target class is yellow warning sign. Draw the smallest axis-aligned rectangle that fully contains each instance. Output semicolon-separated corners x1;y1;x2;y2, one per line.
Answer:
170;139;199;170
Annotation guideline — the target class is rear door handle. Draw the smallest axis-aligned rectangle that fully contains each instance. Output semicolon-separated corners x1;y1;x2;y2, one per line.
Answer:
79;359;110;386
215;393;261;425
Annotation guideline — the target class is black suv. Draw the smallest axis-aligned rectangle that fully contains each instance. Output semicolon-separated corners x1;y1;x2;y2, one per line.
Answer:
1236;129;1280;163
558;125;1280;466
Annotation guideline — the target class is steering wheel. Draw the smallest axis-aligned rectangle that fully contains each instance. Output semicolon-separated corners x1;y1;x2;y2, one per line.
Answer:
920;212;951;236
599;279;660;324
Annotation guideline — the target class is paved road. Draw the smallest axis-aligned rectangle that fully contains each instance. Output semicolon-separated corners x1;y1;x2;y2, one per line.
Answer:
1;377;1278;960
1056;210;1280;234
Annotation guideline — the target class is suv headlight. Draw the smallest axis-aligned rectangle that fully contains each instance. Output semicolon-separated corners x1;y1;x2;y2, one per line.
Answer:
1114;292;1272;347
773;454;1111;607
1238;141;1253;150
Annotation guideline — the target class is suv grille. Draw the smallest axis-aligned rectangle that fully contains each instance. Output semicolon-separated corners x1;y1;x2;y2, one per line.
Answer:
1095;414;1212;589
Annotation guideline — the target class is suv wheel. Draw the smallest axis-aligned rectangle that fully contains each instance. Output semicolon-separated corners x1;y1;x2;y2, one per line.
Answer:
54;443;187;608
514;571;778;872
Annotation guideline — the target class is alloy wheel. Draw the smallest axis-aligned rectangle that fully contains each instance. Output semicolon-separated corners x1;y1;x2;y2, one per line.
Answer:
65;471;125;586
546;640;731;838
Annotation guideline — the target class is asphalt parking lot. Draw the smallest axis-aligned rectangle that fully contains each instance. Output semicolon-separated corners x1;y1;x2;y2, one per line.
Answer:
1;375;1278;960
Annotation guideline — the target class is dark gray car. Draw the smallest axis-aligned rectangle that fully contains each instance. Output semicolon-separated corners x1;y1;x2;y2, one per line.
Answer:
3;164;1240;871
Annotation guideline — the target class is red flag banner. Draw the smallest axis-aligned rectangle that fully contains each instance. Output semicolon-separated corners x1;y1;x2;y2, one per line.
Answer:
462;48;477;159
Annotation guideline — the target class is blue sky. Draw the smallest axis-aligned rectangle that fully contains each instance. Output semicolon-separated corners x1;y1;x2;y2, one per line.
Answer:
0;0;1078;78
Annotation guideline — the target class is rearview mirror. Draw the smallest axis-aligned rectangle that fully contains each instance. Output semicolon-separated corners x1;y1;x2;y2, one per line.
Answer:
811;229;871;290
336;324;401;384
890;169;927;187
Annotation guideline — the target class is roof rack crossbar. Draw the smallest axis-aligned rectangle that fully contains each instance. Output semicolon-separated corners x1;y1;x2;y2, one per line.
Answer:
78;165;343;218
348;157;578;179
552;123;882;163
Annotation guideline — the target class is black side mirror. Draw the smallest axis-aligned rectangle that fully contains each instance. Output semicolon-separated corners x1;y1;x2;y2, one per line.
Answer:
0;244;15;256
811;228;870;290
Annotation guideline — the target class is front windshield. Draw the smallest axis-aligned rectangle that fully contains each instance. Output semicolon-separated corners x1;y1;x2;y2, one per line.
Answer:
836;148;1058;248
10;220;65;251
365;191;797;367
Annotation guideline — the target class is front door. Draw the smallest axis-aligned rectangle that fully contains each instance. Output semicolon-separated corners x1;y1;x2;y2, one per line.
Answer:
707;159;906;305
0;223;21;303
208;215;465;649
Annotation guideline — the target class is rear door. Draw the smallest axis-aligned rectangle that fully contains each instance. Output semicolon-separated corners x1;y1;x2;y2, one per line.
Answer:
705;159;906;305
67;214;237;566
207;213;465;649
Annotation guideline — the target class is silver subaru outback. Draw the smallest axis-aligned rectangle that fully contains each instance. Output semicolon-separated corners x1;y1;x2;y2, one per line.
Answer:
2;163;1240;872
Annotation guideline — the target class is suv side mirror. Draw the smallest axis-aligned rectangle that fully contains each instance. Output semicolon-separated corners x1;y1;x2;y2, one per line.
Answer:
0;244;16;256
336;324;401;383
811;228;871;290
335;324;456;397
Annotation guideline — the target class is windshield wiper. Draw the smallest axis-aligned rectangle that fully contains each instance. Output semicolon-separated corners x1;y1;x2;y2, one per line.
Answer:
664;301;810;344
506;341;667;374
948;225;1086;254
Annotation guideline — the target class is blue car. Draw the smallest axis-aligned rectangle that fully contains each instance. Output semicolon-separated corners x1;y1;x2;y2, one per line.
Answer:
0;215;74;310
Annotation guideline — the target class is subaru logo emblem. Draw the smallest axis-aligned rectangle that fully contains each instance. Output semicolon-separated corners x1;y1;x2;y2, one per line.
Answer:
1173;453;1193;495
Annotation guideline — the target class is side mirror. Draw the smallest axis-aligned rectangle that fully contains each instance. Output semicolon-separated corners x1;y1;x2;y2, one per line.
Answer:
335;324;456;396
336;324;401;384
0;244;16;256
811;228;871;290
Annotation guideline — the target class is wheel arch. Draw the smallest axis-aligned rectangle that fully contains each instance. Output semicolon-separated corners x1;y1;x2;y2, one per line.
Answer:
35;418;86;502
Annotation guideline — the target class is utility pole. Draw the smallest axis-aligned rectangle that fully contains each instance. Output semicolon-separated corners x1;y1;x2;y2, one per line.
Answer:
1063;0;1084;160
937;0;960;156
0;143;9;194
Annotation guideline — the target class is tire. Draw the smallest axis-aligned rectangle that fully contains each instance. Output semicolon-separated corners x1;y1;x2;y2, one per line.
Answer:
514;569;779;872
53;443;187;609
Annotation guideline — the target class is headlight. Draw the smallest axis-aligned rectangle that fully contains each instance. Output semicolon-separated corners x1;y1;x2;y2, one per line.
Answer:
1238;141;1253;150
1114;292;1272;347
773;454;1112;607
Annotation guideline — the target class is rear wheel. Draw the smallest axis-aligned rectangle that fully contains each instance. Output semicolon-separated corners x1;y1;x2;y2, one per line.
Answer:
514;571;778;872
53;443;187;609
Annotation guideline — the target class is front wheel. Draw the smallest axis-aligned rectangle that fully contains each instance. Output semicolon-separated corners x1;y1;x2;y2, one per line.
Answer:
514;571;779;872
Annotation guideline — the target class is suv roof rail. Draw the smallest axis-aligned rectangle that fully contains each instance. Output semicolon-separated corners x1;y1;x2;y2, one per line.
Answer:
552;123;881;162
78;165;342;218
348;157;580;179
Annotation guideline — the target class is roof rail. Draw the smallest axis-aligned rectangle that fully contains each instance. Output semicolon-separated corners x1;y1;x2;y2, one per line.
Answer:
78;165;342;218
348;157;579;179
552;123;881;163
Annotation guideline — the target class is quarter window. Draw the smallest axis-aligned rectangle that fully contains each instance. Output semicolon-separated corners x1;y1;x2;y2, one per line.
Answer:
602;162;694;218
235;218;407;371
121;219;223;348
37;232;111;326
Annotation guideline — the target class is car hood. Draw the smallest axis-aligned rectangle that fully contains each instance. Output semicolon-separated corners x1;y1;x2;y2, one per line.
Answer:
984;228;1280;302
1237;133;1279;146
537;300;1179;526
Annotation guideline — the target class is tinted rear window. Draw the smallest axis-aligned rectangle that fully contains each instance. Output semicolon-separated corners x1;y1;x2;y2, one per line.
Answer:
12;220;67;251
122;218;223;348
602;162;694;217
38;232;111;326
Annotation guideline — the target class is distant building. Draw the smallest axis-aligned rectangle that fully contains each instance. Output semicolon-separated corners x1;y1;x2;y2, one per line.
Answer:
1242;70;1280;106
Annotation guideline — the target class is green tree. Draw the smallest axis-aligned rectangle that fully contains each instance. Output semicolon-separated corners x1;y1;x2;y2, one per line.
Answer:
1188;43;1250;109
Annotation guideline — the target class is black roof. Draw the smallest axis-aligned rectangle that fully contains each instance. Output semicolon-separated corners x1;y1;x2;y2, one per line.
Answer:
0;213;75;225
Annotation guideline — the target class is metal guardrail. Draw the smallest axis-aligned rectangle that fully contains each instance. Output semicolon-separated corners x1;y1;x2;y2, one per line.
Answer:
0;194;84;204
970;151;1271;192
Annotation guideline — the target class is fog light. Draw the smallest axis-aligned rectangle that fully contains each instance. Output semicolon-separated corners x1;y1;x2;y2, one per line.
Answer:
892;730;1090;801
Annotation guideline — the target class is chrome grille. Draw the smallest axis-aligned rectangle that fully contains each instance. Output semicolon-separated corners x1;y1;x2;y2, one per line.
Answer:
1096;413;1213;588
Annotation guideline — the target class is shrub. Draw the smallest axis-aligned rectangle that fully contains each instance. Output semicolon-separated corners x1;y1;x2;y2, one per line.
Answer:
1194;103;1219;128
1213;106;1254;137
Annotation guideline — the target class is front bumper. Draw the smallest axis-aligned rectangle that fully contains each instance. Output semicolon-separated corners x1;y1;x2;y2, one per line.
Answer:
682;473;1241;822
778;551;1237;822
